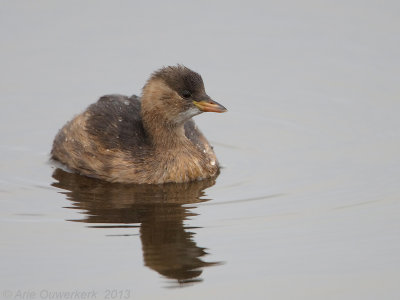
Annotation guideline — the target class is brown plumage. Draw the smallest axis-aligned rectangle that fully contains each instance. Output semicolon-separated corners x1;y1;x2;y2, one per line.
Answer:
51;65;227;184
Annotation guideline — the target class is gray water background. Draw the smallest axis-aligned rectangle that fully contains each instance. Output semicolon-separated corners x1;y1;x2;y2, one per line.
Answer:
1;1;400;299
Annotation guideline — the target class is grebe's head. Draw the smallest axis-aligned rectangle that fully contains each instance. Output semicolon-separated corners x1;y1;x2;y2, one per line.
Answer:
142;65;227;125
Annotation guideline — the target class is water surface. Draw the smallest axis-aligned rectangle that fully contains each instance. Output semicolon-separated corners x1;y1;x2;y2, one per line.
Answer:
1;1;400;299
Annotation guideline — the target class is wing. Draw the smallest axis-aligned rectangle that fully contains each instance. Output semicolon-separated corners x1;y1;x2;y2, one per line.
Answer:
85;94;149;152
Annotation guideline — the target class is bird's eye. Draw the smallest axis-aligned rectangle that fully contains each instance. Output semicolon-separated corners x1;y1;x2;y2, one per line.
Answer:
181;90;191;99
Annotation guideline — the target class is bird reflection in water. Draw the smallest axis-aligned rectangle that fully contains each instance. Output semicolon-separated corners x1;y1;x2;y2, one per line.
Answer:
52;168;221;286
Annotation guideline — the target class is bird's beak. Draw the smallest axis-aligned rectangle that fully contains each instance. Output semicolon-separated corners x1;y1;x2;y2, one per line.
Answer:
193;96;227;113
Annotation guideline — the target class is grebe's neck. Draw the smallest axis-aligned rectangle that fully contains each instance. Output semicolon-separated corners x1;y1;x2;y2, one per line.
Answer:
142;109;187;148
141;80;188;149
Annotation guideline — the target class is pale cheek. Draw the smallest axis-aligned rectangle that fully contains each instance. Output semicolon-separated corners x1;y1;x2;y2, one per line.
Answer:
176;107;202;123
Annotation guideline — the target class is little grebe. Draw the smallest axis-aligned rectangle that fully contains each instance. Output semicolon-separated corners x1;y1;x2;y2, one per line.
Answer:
51;65;227;184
